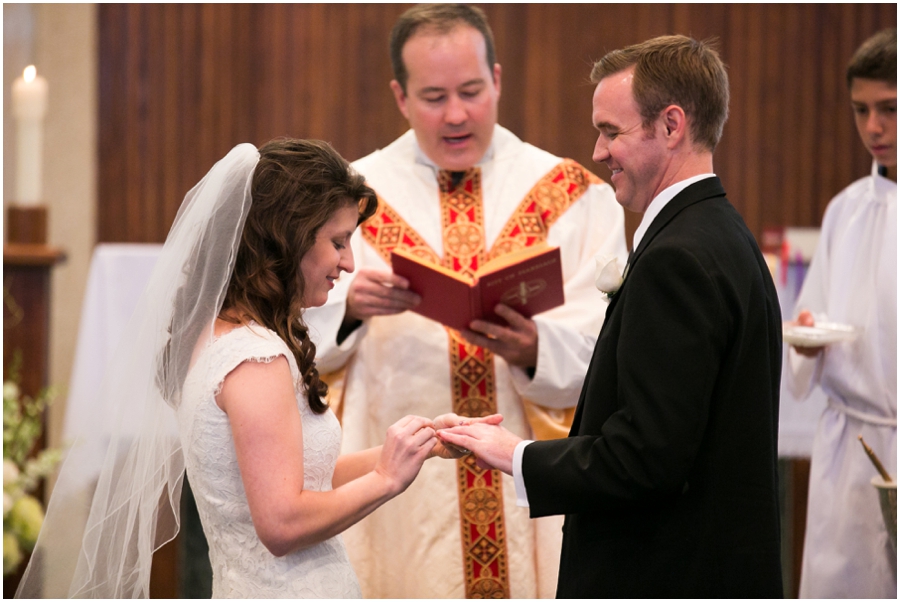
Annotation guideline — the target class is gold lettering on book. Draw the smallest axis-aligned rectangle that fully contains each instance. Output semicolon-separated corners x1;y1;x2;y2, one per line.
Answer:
501;279;547;306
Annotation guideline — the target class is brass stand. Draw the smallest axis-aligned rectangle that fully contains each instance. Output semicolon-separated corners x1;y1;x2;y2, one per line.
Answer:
7;205;48;244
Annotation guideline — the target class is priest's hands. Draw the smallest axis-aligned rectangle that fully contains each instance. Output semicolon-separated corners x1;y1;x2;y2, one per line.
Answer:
428;413;504;459
345;268;421;321
437;421;521;475
461;304;539;369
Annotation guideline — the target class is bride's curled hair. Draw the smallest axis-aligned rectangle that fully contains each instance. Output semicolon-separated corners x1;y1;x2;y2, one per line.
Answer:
221;138;376;413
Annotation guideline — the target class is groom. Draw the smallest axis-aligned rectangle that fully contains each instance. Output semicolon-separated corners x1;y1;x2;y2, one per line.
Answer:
439;35;784;598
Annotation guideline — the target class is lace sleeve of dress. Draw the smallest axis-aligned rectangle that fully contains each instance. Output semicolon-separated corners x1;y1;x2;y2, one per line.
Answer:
193;324;299;403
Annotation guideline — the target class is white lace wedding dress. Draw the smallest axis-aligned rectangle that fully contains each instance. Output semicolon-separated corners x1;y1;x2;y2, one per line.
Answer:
177;323;362;598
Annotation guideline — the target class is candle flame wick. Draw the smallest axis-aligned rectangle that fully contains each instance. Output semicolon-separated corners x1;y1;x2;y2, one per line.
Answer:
23;65;36;83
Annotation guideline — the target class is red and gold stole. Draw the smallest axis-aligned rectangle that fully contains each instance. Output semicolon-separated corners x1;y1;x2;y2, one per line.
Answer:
361;160;599;598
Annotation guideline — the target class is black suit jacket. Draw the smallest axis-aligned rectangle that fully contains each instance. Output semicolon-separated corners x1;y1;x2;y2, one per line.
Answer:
523;178;783;598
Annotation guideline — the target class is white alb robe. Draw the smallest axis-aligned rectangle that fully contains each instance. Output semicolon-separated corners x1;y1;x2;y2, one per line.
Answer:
787;163;897;598
306;125;626;598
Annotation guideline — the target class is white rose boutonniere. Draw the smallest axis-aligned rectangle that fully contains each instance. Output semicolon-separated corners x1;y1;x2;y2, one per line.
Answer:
594;255;627;299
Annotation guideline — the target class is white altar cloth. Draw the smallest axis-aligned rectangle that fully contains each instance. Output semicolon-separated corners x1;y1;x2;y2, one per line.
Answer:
62;243;169;477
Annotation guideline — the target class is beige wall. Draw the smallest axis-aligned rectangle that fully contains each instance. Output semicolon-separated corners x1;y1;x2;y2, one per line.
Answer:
3;4;97;460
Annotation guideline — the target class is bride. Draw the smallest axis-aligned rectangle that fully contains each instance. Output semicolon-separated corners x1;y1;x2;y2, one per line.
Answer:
17;139;496;598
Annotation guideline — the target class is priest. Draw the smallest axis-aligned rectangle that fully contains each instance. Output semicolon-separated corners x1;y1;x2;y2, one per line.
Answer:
306;4;626;598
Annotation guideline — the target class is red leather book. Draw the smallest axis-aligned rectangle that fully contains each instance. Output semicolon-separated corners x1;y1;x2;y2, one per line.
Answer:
390;244;564;331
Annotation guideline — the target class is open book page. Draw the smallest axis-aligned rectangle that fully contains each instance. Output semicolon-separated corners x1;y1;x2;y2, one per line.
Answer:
475;242;552;277
475;245;564;324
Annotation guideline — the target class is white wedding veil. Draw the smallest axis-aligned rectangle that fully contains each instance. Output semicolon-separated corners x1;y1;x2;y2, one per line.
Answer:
16;143;260;598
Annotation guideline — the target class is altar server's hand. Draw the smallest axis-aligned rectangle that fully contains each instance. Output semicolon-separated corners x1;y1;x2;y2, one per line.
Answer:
345;268;421;321
429;413;504;459
790;309;825;358
375;416;436;494
462;304;538;369
437;422;521;475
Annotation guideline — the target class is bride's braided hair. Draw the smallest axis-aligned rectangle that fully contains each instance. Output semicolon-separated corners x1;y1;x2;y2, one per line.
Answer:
222;138;376;413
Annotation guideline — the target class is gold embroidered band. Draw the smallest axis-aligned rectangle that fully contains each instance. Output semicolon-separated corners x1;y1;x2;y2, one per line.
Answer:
359;159;600;598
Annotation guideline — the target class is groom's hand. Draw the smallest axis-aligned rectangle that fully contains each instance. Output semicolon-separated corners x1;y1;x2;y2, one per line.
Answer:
429;413;503;459
437;422;521;475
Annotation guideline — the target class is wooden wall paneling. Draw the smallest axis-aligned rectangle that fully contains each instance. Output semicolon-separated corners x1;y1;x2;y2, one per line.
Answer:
144;6;163;243
252;5;279;143
713;3;759;230
849;5;880;194
162;6;180;235
796;8;818;229
357;3;413;162
830;4;855;208
96;4;896;245
293;2;312;142
308;4;332;142
294;6;322;142
669;3;691;36
542;4;569;155
181;4;206;208
214;6;235;155
741;5;764;237
236;5;258;148
817;6;844;215
97;5;126;243
170;5;190;217
838;5;875;202
326;3;348;144
483;4;524;143
831;5;848;211
196;5;218;177
761;5;786;231
336;6;365;153
126;7;146;243
782;5;803;230
557;2;605;174
330;6;357;154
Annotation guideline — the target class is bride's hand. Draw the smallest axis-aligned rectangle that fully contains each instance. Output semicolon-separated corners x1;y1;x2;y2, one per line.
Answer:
428;413;504;459
374;415;436;495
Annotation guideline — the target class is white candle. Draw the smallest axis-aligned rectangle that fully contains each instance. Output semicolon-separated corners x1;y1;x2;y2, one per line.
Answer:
12;65;48;206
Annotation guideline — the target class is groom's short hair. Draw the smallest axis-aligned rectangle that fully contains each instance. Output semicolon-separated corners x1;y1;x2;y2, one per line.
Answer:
591;35;730;153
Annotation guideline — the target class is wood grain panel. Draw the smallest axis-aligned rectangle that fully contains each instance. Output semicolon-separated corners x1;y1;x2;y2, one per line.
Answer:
97;4;895;246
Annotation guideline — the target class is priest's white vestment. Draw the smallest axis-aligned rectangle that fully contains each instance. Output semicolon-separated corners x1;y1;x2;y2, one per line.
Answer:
307;125;626;598
787;163;897;599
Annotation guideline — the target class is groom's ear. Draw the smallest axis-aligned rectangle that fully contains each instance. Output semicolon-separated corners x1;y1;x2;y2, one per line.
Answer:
661;105;688;147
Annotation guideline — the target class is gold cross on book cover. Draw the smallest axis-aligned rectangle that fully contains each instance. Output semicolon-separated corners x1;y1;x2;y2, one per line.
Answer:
391;243;564;331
